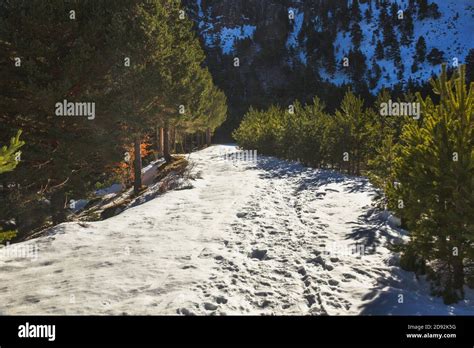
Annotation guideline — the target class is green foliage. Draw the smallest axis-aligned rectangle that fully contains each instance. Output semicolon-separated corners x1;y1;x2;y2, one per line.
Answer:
234;65;473;304
0;230;17;243
0;0;227;233
392;64;474;303
0;130;24;174
234;91;375;174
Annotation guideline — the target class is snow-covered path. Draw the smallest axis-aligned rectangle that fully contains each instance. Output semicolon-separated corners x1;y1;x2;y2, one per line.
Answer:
1;145;473;315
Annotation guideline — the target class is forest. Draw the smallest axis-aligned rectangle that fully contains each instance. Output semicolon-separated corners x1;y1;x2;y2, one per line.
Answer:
0;0;472;314
234;65;473;303
0;0;227;240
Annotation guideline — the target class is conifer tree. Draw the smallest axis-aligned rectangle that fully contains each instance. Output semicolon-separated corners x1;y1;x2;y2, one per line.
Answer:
390;3;400;26
369;62;382;90
368;133;397;192
347;49;367;89
351;0;362;22
350;22;363;48
427;48;445;65
400;10;414;45
417;0;429;18
466;49;474;84
365;6;373;22
415;36;427;62
0;130;24;175
375;40;385;60
334;91;370;175
0;0;127;223
382;20;397;52
393;65;474;303
325;42;337;76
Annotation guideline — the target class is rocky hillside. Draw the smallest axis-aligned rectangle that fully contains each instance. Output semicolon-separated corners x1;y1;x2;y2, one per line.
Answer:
182;0;474;137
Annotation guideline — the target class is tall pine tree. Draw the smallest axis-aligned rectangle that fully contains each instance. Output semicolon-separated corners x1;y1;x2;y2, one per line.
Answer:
393;65;474;303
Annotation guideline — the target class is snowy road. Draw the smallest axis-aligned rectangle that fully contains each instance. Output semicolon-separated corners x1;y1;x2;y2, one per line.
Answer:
0;145;473;315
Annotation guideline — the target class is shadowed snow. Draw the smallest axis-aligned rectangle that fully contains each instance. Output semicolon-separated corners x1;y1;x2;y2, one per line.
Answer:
0;145;472;315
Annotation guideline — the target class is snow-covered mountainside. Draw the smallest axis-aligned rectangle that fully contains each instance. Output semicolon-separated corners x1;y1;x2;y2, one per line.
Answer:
186;0;473;91
324;0;474;89
1;145;473;315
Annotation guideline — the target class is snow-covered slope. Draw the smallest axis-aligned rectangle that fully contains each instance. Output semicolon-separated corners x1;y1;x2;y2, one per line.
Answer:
325;0;474;89
191;0;473;92
1;145;473;315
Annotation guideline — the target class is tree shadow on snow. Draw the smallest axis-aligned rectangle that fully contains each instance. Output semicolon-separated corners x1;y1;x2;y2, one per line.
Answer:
254;156;371;193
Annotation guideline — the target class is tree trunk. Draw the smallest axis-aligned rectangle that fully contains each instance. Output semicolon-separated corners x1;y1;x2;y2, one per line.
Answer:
451;253;465;297
159;127;164;158
51;188;67;225
133;136;142;194
171;127;176;153
356;149;360;176
206;127;211;147
155;126;163;159
179;132;185;154
163;120;172;162
183;133;187;153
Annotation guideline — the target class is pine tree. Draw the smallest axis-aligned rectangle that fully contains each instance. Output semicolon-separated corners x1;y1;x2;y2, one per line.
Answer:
390;3;400;26
379;1;389;23
365;6;373;22
400;10;414;45
375;40;385;60
393;64;474;303
0;130;24;174
0;0;127;224
347;49;367;89
466;49;474;84
0;0;227;229
397;63;405;80
417;0;429;18
368;133;397;192
204;87;228;146
388;37;402;65
104;1;176;192
415;36;427;62
335;91;370;175
382;19;397;50
427;48;445;65
350;22;363;48
369;61;382;90
155;0;219;162
325;42;337;76
351;0;362;22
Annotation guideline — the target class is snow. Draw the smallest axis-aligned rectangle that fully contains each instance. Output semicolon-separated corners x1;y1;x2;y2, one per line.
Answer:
193;0;473;84
95;183;123;197
389;0;474;87
195;0;256;55
219;25;256;55
0;145;473;315
319;0;473;91
287;8;304;49
141;158;165;186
